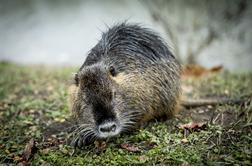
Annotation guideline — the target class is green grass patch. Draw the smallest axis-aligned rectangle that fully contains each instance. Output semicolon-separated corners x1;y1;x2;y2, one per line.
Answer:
0;62;251;165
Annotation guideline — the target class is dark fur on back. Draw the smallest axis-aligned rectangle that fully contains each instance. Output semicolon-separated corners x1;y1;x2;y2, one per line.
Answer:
69;23;181;147
80;23;175;71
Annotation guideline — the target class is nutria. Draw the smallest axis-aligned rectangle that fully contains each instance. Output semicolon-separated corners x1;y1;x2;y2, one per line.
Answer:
68;23;181;147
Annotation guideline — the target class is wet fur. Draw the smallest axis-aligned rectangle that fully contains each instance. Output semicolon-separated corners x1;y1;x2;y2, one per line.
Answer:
68;23;181;147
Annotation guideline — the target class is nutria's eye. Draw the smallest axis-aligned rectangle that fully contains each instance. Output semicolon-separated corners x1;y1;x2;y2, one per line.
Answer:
109;66;116;77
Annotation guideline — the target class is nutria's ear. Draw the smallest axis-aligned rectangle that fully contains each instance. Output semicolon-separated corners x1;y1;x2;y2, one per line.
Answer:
74;73;79;86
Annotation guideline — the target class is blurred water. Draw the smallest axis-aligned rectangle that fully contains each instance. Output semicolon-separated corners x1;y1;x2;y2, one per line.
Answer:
0;0;251;71
0;0;164;65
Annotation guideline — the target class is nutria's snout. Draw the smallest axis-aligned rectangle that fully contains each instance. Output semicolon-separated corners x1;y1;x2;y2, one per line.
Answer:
69;23;181;148
98;121;120;138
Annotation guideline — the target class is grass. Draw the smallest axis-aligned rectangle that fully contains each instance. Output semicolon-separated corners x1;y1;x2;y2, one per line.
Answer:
0;61;251;165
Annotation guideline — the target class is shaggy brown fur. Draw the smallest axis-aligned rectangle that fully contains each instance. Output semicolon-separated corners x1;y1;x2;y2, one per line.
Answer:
68;23;181;147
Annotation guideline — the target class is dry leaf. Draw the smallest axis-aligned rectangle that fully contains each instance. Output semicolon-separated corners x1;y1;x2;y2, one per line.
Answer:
178;122;207;130
120;143;141;153
139;155;148;162
180;161;190;166
210;65;223;72
181;138;189;143
94;140;107;151
22;138;38;162
13;155;23;163
182;64;223;77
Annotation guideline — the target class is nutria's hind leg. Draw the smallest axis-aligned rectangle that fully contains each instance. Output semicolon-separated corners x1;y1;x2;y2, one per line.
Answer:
142;99;181;128
172;100;182;116
139;115;170;130
140;111;174;129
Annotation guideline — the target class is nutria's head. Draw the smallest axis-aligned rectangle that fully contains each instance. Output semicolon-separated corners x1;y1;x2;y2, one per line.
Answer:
69;63;137;147
69;23;181;147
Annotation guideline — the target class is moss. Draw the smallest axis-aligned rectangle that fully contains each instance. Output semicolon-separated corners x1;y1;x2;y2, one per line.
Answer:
0;62;251;165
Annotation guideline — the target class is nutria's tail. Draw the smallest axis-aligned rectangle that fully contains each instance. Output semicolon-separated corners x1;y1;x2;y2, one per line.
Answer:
181;98;247;108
